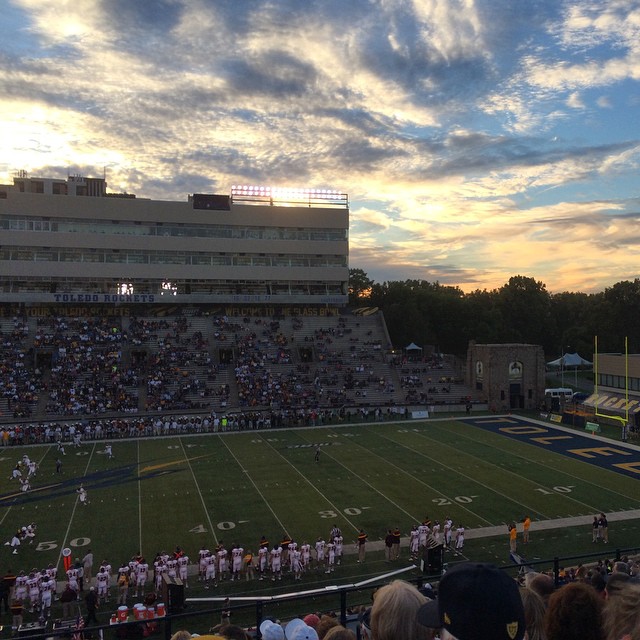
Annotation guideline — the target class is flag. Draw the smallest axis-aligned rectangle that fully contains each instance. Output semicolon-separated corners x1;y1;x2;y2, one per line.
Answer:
72;614;85;640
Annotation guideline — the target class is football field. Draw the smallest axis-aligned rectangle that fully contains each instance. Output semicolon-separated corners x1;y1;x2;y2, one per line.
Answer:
2;415;640;588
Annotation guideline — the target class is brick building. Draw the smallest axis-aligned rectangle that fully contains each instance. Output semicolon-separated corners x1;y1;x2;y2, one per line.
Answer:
466;341;546;411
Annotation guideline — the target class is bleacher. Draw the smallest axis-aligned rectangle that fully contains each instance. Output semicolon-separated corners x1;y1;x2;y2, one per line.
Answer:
0;309;480;424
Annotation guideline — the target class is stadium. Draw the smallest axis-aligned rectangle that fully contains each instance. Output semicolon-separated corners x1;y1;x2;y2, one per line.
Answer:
1;174;640;640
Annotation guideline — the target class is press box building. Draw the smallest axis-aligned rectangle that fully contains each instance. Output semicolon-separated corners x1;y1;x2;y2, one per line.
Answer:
0;174;349;310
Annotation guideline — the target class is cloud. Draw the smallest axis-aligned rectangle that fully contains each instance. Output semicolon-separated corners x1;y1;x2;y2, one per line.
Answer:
1;0;640;296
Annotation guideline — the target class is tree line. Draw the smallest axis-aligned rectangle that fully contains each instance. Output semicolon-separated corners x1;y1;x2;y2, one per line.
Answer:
349;269;640;358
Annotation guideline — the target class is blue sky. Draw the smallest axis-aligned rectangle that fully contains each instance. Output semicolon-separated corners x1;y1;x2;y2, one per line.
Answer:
1;0;639;293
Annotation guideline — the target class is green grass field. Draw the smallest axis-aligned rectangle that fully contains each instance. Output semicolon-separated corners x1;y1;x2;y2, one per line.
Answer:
2;415;640;623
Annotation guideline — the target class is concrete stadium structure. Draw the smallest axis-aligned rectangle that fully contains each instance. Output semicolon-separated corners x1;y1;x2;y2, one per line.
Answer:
0;174;349;309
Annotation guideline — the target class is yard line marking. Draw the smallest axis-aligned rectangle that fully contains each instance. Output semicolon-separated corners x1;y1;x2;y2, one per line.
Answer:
290;432;423;526
443;421;640;506
179;437;219;546
371;427;553;520
424;422;606;514
60;441;97;562
328;428;493;526
218;436;289;537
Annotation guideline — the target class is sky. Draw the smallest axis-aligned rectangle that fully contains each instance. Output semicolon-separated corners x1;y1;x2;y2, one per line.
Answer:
1;0;639;295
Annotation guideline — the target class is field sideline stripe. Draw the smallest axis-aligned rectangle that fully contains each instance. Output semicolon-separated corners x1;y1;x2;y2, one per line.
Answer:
217;435;289;538
292;430;423;527
179;437;219;546
59;441;97;565
328;426;494;526
432;420;638;507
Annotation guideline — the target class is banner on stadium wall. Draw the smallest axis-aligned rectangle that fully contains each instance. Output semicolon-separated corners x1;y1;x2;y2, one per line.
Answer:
411;410;429;419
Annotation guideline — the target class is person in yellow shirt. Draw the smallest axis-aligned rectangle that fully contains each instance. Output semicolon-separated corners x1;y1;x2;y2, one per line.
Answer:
509;523;517;553
523;516;531;543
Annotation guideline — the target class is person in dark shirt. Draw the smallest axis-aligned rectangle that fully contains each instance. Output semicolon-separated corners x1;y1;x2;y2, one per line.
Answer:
1;569;16;614
85;586;99;625
391;528;401;560
60;583;76;618
384;531;394;561
357;530;367;563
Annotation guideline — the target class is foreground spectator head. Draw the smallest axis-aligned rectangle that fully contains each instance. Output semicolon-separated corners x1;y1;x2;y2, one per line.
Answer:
260;620;285;640
521;587;547;640
372;579;432;640
526;573;555;604
605;572;631;599
315;615;339;640
603;582;640;640
219;626;250;640
285;618;319;640
303;615;320;629
418;563;525;640
544;582;604;640
322;628;356;640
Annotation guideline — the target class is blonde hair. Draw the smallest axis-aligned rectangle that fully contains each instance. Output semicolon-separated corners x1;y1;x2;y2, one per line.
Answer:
371;580;433;640
521;587;547;640
603;582;640;640
323;627;357;640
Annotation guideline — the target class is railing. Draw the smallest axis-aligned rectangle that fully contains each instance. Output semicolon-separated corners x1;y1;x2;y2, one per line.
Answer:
12;545;640;640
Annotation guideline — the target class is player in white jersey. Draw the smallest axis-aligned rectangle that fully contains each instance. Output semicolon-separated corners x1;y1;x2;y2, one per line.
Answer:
315;538;326;568
418;522;429;549
154;560;167;591
77;484;89;506
288;540;298;571
96;567;110;603
27;572;40;613
231;545;244;580
66;566;79;594
409;525;420;560
325;541;336;574
204;552;217;589
177;554;189;587
217;546;228;581
45;564;57;593
166;557;178;579
300;542;311;568
258;546;268;580
135;560;149;597
104;443;113;459
432;521;442;545
291;549;303;580
27;461;37;478
270;545;283;581
24;523;36;544
334;535;343;565
444;518;453;549
454;525;465;554
13;572;26;605
40;573;55;617
198;546;209;581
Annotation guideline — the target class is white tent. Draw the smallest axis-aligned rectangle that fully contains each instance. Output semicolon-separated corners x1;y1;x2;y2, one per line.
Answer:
405;342;423;352
547;352;592;368
547;352;592;389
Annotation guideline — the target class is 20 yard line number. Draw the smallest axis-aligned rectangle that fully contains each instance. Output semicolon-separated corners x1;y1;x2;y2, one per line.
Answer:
432;496;478;506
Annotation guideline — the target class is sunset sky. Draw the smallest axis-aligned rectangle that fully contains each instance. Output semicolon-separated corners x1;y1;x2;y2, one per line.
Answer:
1;0;639;294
